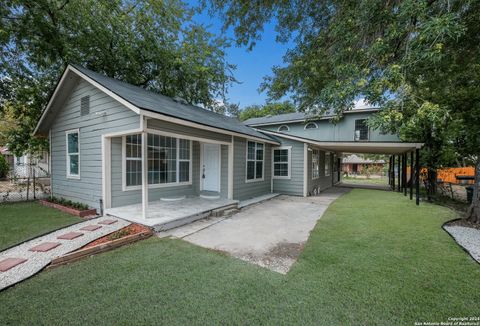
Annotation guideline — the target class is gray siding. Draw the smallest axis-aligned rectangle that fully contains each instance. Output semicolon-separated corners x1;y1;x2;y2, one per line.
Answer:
262;112;399;142
148;119;231;143
110;137;202;208
272;138;304;196
232;137;272;200
50;79;140;209
307;149;334;194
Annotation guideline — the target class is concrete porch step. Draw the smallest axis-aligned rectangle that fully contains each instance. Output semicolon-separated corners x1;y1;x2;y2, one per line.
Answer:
154;202;239;232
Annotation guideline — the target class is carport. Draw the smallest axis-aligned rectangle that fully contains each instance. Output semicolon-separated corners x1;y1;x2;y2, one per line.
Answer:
258;130;424;205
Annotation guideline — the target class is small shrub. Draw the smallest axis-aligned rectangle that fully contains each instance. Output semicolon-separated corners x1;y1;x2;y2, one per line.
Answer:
107;228;130;241
48;196;89;211
0;154;9;179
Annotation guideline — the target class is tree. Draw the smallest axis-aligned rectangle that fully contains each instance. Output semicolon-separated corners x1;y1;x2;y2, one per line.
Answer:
209;0;480;222
238;101;296;121
1;0;235;156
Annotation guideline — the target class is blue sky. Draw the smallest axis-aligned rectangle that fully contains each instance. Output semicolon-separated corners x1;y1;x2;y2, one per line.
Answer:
190;4;294;109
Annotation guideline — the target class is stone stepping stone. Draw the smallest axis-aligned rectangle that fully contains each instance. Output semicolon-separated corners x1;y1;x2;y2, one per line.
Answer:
0;258;27;272
29;242;61;252
98;219;118;225
57;232;84;240
80;225;102;231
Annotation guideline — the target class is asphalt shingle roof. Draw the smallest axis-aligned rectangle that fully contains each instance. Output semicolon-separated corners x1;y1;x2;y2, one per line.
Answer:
72;65;276;142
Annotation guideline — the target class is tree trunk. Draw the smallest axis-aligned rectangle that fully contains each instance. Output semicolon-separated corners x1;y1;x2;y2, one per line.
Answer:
467;159;480;224
427;168;437;200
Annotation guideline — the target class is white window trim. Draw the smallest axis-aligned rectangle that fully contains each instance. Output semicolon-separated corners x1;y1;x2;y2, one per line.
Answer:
245;140;265;183
312;148;320;180
277;125;290;132
304;122;318;130
354;119;370;141
122;134;193;191
65;129;80;179
272;146;291;179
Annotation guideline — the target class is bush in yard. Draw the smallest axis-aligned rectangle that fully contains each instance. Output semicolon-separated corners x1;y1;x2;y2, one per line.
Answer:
0;154;9;179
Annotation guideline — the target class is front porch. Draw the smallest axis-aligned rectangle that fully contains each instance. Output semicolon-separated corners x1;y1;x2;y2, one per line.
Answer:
105;196;238;231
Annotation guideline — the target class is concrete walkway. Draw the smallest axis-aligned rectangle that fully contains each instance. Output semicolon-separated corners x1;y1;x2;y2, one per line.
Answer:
159;187;350;274
0;216;130;291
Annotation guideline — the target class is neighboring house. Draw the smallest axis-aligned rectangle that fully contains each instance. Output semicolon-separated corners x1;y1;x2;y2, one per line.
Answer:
0;147;49;179
341;154;386;175
33;64;422;222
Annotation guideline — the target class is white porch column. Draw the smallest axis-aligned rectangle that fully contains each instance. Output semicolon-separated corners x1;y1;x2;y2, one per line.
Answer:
141;131;148;219
101;135;112;211
228;136;234;199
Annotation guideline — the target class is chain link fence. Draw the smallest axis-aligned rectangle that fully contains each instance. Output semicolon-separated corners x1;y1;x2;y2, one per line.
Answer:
0;163;51;203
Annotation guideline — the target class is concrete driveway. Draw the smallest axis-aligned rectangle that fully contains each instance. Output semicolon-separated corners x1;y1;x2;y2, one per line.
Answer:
159;187;349;273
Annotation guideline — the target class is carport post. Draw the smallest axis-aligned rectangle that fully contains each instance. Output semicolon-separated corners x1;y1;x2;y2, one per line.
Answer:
410;151;414;200
403;154;407;196
392;155;395;190
388;156;392;186
397;153;401;192
415;149;420;205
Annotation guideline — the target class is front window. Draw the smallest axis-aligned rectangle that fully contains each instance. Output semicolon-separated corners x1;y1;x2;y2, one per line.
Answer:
325;152;331;176
305;122;318;129
277;125;289;132
246;141;264;181
273;147;290;178
354;119;369;141
66;130;79;178
312;149;320;179
125;134;191;188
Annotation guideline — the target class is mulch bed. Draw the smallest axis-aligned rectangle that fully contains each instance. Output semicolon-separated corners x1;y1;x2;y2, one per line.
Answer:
445;219;480;231
83;224;151;249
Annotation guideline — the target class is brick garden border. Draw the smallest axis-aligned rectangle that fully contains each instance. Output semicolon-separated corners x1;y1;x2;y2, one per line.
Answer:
48;230;153;268
38;199;97;217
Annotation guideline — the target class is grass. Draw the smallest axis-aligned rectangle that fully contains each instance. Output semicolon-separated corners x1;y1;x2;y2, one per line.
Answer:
342;175;389;185
1;190;479;325
0;201;81;250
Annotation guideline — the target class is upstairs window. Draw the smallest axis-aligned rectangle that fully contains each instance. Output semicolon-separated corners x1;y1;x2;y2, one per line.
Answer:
312;149;320;179
246;141;264;181
305;122;318;129
66;129;80;178
277;125;290;132
354;119;369;141
273;147;291;178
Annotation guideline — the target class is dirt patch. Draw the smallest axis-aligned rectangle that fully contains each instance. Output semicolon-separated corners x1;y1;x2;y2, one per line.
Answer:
84;224;151;248
445;219;480;231
267;242;305;259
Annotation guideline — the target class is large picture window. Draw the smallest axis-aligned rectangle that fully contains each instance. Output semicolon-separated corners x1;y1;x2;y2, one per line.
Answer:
354;119;369;141
273;147;290;178
312;149;320;179
66;129;80;178
124;133;191;189
246;141;264;181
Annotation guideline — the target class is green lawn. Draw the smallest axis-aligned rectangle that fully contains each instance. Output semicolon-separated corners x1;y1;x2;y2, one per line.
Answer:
0;201;81;250
1;190;479;325
342;176;389;185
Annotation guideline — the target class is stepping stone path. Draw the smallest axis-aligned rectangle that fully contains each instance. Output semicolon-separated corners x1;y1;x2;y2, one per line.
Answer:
0;216;130;291
80;225;102;231
99;219;117;225
57;232;83;240
29;242;61;252
0;258;27;272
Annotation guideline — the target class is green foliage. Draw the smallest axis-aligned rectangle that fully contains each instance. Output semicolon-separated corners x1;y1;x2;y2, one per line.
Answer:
1;0;235;155
0;154;9;179
238;101;296;121
210;0;480;163
49;196;89;211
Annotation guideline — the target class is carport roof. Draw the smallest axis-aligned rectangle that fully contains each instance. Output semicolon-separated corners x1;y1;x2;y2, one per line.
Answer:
258;129;423;154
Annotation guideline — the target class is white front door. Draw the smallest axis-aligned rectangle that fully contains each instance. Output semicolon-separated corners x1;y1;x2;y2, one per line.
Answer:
202;143;220;192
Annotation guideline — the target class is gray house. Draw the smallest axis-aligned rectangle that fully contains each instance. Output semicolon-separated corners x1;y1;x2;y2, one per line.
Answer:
34;65;422;229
